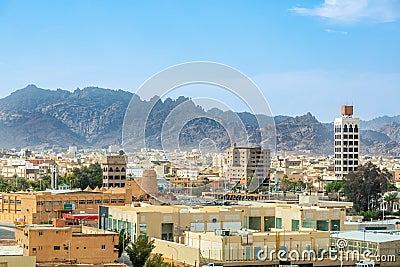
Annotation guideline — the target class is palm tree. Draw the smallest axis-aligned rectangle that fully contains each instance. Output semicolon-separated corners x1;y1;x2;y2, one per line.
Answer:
384;192;399;212
306;184;315;195
316;176;323;192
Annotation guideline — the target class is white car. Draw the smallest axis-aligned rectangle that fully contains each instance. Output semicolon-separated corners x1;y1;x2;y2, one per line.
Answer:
201;263;223;267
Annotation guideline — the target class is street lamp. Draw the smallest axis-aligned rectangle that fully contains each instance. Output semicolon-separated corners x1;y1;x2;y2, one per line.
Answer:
167;244;179;265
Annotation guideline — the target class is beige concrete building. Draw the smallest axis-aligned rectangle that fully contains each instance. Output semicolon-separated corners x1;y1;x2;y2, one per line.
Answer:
99;202;345;243
331;231;400;266
186;230;330;263
0;256;36;267
0;187;132;224
392;169;400;188
15;224;118;264
225;145;271;191
101;155;127;188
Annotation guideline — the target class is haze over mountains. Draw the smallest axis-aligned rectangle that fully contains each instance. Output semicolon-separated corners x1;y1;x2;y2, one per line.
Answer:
0;85;399;155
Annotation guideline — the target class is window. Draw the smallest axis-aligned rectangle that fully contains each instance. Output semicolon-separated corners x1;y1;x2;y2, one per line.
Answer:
10;200;14;204
292;220;300;231
118;199;125;204
103;199;109;204
95;199;102;204
32;247;37;252
302;220;315;229
53;201;60;206
54;246;60;250
101;244;106;250
79;200;86;204
111;199;117;204
38;232;43;236
45;201;52;206
3;199;8;204
87;200;93;204
276;218;282;229
16;200;21;205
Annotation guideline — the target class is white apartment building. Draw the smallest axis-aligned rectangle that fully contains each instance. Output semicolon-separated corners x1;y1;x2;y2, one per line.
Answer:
225;144;270;191
334;105;360;177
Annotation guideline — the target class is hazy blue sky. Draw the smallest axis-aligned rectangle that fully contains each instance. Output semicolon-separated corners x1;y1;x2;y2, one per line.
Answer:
0;0;399;121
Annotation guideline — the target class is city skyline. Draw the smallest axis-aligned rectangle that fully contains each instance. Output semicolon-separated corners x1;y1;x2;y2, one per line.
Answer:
0;1;399;121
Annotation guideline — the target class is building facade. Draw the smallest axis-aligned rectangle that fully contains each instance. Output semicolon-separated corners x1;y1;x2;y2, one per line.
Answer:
0;187;132;224
99;203;345;243
15;225;118;264
334;105;360;177
225;145;271;191
101;155;127;188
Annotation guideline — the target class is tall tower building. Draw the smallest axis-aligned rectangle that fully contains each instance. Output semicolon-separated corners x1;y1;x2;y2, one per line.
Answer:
334;105;360;178
225;144;270;192
102;155;127;188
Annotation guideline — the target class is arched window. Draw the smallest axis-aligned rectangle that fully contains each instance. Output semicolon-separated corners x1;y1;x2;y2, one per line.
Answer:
343;124;348;132
109;167;113;172
349;125;353;132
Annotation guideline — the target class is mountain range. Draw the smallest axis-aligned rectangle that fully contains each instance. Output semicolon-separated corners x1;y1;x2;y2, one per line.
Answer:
0;85;400;156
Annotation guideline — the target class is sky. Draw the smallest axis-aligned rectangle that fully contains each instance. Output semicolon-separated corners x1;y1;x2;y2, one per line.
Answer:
0;0;399;122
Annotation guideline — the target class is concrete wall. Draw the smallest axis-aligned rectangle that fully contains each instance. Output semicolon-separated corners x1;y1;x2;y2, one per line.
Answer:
0;256;36;267
152;238;200;266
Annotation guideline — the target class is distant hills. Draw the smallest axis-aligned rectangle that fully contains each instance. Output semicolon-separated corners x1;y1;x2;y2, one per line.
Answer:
0;84;400;155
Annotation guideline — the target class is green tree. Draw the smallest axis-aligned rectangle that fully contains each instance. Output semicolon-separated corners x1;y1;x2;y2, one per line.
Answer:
126;236;155;267
15;177;30;191
0;175;13;192
325;181;344;194
117;229;131;257
29;175;51;191
280;178;291;193
71;163;103;189
306;184;314;195
343;162;393;212
384;192;399;212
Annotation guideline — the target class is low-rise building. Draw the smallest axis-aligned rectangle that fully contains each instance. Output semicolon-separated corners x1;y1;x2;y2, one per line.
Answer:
0;187;132;224
331;231;400;266
15;224;118;264
99;202;345;242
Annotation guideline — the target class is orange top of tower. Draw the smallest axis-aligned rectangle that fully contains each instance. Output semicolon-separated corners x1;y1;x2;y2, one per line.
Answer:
342;105;353;116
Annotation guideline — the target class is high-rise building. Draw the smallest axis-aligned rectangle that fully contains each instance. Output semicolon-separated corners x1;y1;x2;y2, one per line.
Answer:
334;105;360;178
225;144;270;191
101;155;127;188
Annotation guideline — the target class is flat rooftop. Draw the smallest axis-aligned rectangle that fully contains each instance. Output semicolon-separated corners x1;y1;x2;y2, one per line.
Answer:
334;231;400;243
0;245;23;256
